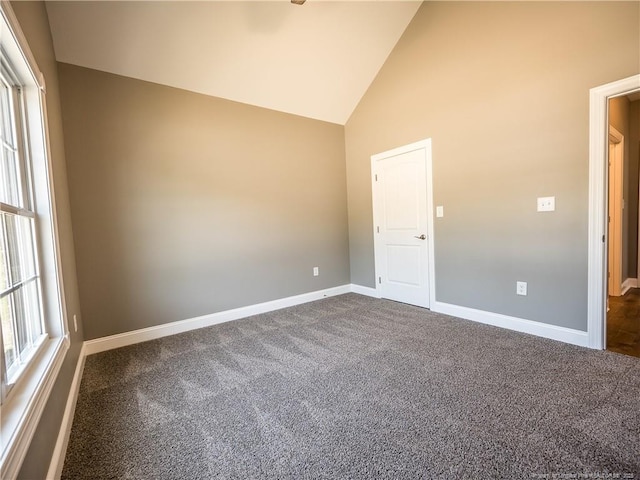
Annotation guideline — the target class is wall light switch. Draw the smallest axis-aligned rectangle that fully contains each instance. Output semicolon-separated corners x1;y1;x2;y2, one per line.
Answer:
537;196;555;212
313;267;319;277
436;206;444;218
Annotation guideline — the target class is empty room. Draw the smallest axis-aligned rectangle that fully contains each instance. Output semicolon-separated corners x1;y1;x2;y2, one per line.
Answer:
1;1;639;479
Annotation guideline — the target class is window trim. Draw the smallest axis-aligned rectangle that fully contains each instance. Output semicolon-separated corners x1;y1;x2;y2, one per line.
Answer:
0;1;70;478
1;59;32;213
1;58;47;398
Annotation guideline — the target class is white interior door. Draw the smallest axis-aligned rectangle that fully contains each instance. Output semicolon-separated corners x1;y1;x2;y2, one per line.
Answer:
372;142;432;308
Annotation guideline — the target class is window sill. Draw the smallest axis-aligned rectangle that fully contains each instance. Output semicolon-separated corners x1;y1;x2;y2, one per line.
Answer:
0;334;69;479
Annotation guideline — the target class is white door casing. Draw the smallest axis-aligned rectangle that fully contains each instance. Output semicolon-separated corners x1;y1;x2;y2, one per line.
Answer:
371;139;435;308
588;74;640;350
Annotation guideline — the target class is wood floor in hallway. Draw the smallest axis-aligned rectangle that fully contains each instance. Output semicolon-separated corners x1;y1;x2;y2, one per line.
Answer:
607;288;640;358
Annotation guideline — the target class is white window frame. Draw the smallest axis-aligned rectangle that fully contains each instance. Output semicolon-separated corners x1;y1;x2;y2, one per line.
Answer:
1;54;48;397
0;2;70;479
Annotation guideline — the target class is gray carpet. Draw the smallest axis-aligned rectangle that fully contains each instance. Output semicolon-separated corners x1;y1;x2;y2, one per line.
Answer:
62;294;640;479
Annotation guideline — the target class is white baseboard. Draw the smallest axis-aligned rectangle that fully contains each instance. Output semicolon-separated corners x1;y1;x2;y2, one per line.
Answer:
84;285;352;355
45;343;86;480
622;278;638;295
350;284;380;298
431;301;589;348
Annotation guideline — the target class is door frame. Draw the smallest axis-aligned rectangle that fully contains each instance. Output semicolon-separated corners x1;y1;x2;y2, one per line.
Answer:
371;138;436;308
587;74;640;349
607;126;624;297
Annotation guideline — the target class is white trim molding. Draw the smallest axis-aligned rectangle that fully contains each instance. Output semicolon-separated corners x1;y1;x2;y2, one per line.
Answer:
0;1;72;477
0;338;69;480
432;302;589;348
0;1;44;90
46;344;86;480
350;284;380;298
588;74;640;350
71;284;595;360
621;278;638;295
84;285;352;355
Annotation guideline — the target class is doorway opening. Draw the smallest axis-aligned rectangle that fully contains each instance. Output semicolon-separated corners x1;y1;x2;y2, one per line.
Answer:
587;74;640;352
605;94;640;358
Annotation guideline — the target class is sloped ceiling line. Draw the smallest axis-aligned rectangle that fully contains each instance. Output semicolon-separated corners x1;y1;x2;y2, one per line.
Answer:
46;1;422;125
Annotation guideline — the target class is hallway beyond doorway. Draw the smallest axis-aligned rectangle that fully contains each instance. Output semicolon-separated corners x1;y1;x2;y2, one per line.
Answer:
607;288;640;357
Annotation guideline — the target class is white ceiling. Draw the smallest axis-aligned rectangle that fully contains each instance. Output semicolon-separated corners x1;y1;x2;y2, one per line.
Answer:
45;1;422;125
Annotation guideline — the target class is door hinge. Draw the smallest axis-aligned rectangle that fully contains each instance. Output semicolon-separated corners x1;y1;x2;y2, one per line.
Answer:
375;174;378;182
602;235;605;243
378;276;382;284
376;226;380;233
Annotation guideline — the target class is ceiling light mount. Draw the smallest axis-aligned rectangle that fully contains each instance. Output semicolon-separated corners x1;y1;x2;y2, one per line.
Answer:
291;0;306;5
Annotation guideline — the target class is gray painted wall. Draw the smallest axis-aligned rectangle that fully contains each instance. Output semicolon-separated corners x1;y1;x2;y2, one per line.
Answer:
9;2;85;479
57;64;350;340
9;2;640;474
345;1;640;331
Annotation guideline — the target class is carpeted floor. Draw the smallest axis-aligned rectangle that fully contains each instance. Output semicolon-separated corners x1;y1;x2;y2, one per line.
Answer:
62;293;640;479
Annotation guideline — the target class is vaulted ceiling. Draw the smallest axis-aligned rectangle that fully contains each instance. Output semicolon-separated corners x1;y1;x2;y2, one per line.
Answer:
45;1;422;124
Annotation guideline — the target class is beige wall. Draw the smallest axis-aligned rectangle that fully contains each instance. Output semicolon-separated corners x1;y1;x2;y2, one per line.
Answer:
610;96;630;130
345;1;640;330
9;2;85;479
57;63;350;340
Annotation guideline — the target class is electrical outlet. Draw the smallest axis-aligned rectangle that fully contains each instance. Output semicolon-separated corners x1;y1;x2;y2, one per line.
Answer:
516;281;527;296
537;196;555;212
73;314;78;332
313;267;319;277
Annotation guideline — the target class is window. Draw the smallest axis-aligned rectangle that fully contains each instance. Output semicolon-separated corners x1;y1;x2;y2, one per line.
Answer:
0;2;70;478
1;60;47;401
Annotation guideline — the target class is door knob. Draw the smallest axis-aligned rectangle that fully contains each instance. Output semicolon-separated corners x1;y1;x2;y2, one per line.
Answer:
414;234;426;240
